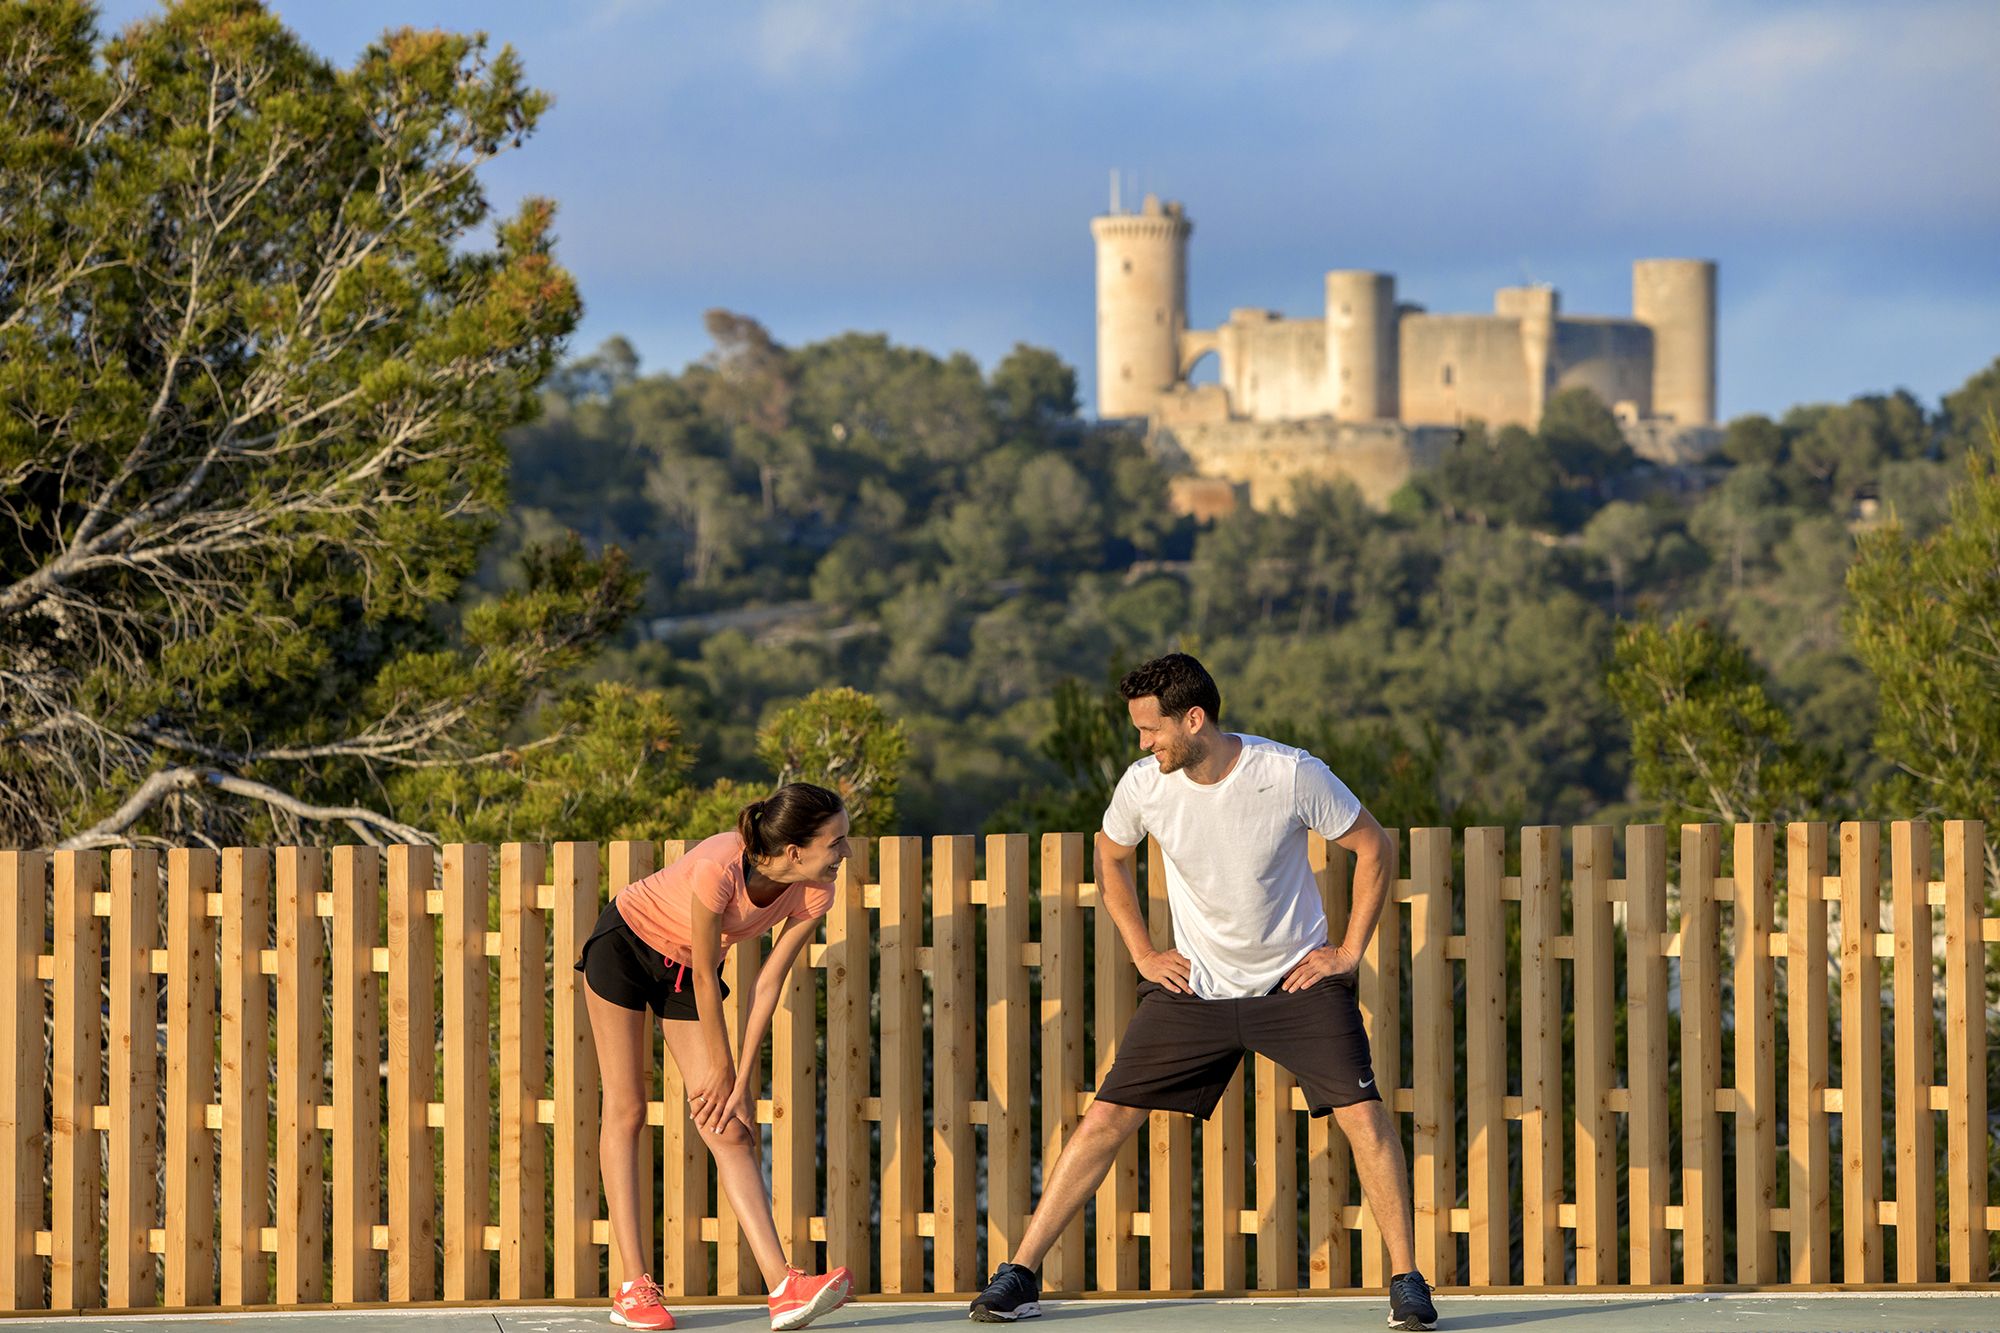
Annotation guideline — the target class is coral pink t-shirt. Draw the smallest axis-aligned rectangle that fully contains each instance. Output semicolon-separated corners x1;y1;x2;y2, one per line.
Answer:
614;831;834;967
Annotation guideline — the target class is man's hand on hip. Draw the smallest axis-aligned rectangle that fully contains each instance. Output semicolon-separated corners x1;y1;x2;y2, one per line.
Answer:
1280;944;1360;992
1136;947;1193;993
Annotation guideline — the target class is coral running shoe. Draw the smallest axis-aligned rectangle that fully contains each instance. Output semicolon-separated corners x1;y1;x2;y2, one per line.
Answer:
611;1274;675;1330
769;1265;853;1331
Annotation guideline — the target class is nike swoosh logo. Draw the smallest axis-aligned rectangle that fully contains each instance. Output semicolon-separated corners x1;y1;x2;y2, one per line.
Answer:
1358;1077;1375;1089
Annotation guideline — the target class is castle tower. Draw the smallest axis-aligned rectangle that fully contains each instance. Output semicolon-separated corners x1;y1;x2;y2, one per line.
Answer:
1325;270;1398;419
1091;193;1191;418
1632;259;1717;425
1496;285;1558;424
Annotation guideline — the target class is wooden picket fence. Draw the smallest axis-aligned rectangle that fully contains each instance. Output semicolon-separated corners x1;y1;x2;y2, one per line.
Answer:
0;821;1991;1314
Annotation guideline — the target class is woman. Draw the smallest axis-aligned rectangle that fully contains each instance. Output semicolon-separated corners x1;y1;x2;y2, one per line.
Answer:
577;782;855;1331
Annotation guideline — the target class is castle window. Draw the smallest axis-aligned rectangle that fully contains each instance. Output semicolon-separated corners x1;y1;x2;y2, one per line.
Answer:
1123;259;1133;274
1121;366;1131;381
1441;364;1454;386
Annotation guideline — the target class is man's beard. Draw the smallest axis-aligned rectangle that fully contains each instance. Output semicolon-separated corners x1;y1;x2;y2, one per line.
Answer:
1156;736;1198;773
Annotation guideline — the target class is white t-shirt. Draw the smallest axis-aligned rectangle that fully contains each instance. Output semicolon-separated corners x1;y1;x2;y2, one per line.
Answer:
1101;734;1362;999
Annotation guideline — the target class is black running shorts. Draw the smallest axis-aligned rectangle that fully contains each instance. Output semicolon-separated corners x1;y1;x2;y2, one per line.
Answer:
1093;972;1380;1119
574;901;728;1021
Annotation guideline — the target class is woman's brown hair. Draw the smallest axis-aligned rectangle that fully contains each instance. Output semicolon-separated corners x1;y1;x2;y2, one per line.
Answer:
736;782;845;860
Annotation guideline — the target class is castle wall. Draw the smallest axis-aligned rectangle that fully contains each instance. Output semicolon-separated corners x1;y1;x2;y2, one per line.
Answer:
1218;313;1331;420
1551;318;1655;416
1152;418;1457;510
1398;314;1538;427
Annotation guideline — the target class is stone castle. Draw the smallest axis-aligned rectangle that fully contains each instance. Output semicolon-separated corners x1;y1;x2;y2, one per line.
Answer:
1093;194;1721;510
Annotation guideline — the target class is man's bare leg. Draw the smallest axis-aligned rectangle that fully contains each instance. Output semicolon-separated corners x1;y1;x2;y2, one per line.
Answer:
1008;1100;1151;1271
1332;1098;1419;1275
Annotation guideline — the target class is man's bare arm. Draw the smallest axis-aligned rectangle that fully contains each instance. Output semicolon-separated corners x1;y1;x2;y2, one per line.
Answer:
1095;831;1191;993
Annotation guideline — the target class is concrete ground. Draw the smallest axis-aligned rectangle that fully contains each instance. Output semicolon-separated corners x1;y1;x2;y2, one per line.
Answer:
5;1294;2000;1333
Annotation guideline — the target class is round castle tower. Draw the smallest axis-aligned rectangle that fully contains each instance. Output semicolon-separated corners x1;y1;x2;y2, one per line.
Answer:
1325;270;1398;420
1632;259;1717;426
1091;194;1191;418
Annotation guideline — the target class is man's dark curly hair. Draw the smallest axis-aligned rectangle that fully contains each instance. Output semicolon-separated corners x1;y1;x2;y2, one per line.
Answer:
1118;653;1222;721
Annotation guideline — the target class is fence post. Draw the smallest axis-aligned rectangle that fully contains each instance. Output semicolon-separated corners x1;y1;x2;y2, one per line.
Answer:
0;851;48;1311
387;845;437;1302
1679;826;1723;1284
1519;827;1564;1287
1039;834;1087;1293
106;849;161;1310
51;850;105;1310
329;845;381;1303
1626;825;1670;1284
1890;821;1936;1282
499;842;547;1298
1409;827;1455;1283
1838;821;1884;1282
220;847;273;1305
985;834;1033;1278
933;836;978;1293
1572;825;1618;1285
163;849;218;1307
274;847;326;1305
824;838;873;1293
553;842;601;1299
1731;824;1777;1284
1463;827;1509;1286
878;836;925;1293
1943;820;1988;1281
1786;822;1832;1282
441;843;492;1301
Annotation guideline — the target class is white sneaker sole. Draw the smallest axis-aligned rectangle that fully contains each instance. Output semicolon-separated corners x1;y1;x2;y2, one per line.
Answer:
970;1301;1041;1322
770;1271;853;1331
610;1313;672;1330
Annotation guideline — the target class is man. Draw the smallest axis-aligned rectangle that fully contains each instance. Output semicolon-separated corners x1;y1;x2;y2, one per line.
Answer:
970;653;1438;1332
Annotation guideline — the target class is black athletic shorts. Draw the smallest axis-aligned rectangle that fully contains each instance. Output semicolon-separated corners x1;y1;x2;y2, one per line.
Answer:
1093;972;1380;1119
574;901;728;1021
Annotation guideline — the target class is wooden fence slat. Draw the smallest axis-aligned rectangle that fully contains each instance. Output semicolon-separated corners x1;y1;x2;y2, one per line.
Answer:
1519;827;1563;1287
442;843;491;1301
387;845;437;1302
1254;1053;1298;1289
1408;827;1454;1283
1039;834;1087;1293
1731;824;1778;1284
1306;835;1351;1291
1144;837;1193;1291
717;927;761;1294
1357;828;1404;1288
824;838;872;1293
162;850;217;1307
1943;820;1988;1281
932;836;978;1292
651;840;709;1299
220;848;272;1306
499;842;547;1299
772;861;818;1276
878;837;925;1293
985;834;1033;1275
330;845;381;1303
1;851;48;1311
1679;826;1723;1284
52;851;105;1311
274;847;326;1305
1890;821;1935;1283
552;842;601;1299
106;850;160;1310
1626;825;1670;1284
1786;822;1832;1283
1572;826;1618;1284
1463;827;1509;1287
1094;839;1140;1293
602;842;654;1295
1838;821;1884;1282
1204;1065;1246;1291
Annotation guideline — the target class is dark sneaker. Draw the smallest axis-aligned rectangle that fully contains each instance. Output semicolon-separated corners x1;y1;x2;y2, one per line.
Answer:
1388;1270;1437;1330
969;1262;1041;1322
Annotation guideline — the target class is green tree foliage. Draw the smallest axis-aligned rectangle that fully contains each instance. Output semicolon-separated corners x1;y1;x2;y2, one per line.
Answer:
1939;357;2000;462
757;687;909;836
1845;424;2000;880
1606;618;1840;827
0;0;617;849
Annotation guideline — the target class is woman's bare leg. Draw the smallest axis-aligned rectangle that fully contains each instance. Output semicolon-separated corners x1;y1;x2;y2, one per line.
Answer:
659;1017;790;1289
585;987;652;1284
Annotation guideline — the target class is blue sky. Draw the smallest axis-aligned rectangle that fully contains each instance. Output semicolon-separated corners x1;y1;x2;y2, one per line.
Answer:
98;1;2000;420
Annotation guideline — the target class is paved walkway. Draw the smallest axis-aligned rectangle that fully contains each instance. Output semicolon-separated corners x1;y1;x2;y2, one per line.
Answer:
5;1294;1999;1333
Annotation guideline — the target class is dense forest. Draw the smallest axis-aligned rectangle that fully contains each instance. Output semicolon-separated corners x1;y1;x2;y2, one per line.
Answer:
487;314;2000;840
